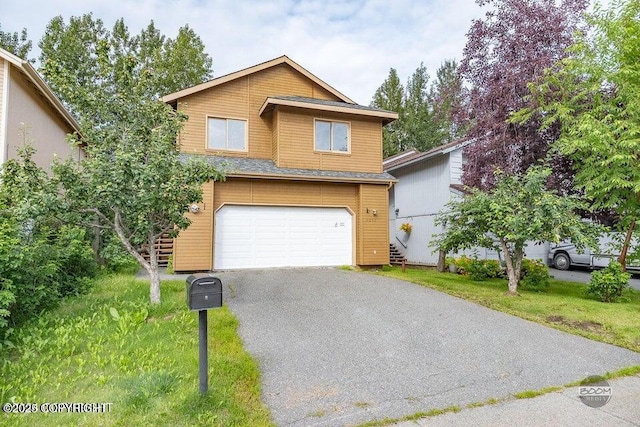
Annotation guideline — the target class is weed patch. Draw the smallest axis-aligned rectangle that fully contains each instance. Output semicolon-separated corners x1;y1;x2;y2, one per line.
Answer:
0;273;273;426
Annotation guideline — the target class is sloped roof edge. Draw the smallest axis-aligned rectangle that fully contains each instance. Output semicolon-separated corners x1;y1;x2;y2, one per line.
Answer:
383;138;475;172
259;96;398;124
0;47;81;134
162;55;355;104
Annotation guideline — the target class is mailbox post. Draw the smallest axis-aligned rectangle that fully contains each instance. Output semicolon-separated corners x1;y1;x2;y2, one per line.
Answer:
186;274;223;394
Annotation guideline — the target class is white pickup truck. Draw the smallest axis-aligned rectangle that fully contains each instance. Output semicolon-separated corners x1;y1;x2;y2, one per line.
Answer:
548;234;640;273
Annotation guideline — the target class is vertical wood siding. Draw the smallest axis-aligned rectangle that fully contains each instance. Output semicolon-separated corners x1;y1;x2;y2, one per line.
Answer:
176;64;342;159
173;179;390;271
173;181;214;271
276;107;382;173
357;184;390;265
271;109;279;163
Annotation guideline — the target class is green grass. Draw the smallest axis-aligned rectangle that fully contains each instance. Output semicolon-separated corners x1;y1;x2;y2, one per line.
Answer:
0;273;274;427
375;267;640;352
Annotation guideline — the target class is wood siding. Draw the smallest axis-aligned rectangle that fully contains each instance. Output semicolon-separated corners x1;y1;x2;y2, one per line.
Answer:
358;184;390;265
450;148;463;184
275;107;383;173
5;67;81;172
0;57;5;162
388;155;450;265
271;109;278;163
176;63;340;159
173;181;214;271
173;178;391;271
172;60;391;270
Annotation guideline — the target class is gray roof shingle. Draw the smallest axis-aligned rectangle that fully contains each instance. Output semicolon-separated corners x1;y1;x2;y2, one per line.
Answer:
180;153;397;183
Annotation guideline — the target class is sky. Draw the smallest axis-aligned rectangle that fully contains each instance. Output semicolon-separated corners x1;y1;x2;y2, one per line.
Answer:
0;0;604;105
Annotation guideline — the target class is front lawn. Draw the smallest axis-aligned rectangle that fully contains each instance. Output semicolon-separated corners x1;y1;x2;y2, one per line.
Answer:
376;267;640;352
0;273;274;427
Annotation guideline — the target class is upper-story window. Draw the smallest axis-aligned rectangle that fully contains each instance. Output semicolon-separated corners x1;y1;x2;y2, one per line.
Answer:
314;119;350;153
207;117;247;151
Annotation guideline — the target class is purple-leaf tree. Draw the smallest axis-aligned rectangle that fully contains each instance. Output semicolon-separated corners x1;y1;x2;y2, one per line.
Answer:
457;0;588;190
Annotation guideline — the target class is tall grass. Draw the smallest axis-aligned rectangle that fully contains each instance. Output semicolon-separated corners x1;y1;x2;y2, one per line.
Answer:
0;273;273;427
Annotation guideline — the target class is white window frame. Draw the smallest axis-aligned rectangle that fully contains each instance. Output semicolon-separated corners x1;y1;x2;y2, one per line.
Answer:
206;116;248;152
314;119;351;154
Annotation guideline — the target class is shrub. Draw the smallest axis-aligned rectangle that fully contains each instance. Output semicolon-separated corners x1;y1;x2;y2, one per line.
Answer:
100;232;139;273
54;226;98;296
452;255;473;275
0;147;98;342
587;261;630;302
520;259;551;291
467;259;504;281
453;256;503;280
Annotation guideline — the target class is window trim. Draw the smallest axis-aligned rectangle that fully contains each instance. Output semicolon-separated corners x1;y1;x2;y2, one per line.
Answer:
206;116;249;152
313;118;351;154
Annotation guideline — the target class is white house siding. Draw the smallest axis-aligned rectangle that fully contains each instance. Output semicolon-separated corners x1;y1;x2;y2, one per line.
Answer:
389;154;451;265
449;148;463;184
388;147;551;266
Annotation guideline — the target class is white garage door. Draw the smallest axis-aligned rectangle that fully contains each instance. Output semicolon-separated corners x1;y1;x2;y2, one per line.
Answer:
214;205;353;269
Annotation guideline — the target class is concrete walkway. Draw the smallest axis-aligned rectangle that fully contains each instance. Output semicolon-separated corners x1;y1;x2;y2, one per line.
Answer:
208;268;640;427
395;374;640;426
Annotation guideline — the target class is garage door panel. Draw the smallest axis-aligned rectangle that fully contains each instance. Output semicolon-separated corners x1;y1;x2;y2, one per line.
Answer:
215;206;352;269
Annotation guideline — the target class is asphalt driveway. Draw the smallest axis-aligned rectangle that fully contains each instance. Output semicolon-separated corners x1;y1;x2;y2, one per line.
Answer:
218;268;640;426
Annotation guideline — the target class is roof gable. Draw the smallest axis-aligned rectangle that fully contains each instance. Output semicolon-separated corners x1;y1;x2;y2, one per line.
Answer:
383;139;474;172
162;55;355;104
0;47;80;134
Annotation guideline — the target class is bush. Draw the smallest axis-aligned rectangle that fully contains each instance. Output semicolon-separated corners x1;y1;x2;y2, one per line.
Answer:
100;232;139;273
587;261;630;302
453;256;503;281
0;223;98;328
520;259;551;291
452;255;473;275
0;148;98;342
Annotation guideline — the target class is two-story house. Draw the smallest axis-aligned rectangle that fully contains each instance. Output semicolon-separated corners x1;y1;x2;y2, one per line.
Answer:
162;56;398;271
0;47;82;172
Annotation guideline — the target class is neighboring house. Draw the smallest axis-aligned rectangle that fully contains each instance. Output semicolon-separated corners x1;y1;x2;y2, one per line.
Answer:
162;56;398;271
0;48;82;172
384;139;549;265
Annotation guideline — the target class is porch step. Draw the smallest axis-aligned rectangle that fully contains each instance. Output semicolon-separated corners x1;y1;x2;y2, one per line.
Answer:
389;243;406;265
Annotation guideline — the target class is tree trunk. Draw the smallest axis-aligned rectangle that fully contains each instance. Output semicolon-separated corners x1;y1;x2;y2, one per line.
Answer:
500;239;522;296
92;214;105;266
618;220;635;271
147;233;161;304
112;210;160;304
437;249;446;272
